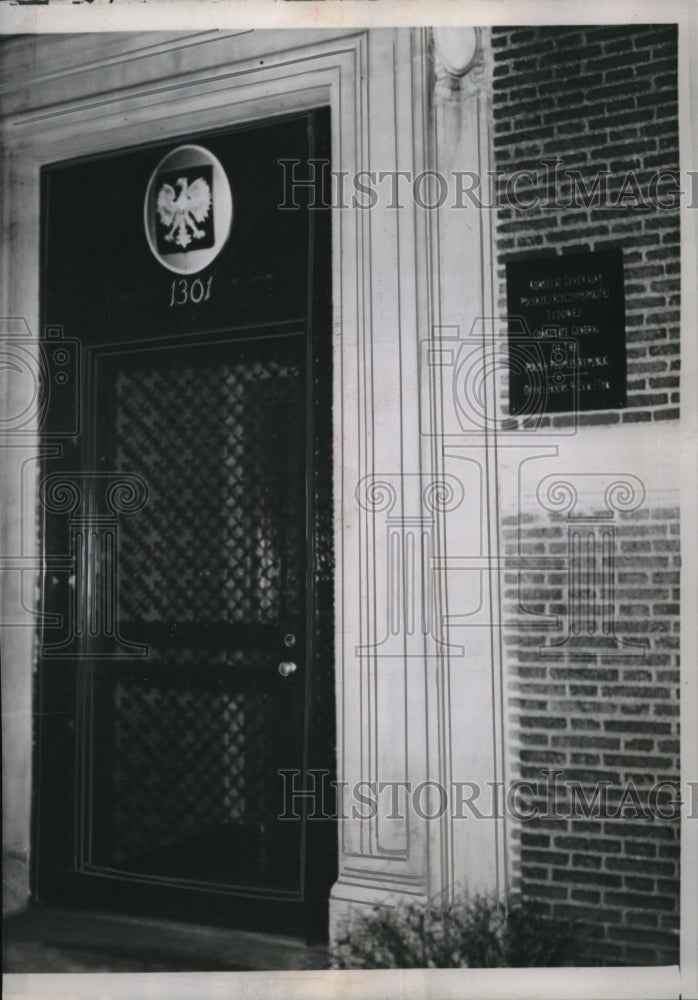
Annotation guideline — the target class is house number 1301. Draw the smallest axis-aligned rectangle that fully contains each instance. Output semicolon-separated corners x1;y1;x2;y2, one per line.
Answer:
169;275;213;306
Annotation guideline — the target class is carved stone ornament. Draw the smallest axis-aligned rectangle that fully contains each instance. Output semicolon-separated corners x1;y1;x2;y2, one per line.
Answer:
432;26;486;101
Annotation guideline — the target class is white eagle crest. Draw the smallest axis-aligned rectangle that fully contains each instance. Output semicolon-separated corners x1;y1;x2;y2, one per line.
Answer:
156;175;212;250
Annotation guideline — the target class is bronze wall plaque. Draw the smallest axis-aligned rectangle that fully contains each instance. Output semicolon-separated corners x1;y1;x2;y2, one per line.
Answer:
506;248;626;416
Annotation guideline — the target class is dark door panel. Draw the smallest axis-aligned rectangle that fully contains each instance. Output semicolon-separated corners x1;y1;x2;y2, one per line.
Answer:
35;109;334;940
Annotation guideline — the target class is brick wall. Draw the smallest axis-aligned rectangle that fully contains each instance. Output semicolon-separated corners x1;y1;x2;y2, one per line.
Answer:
490;23;681;966
503;500;681;965
491;24;680;427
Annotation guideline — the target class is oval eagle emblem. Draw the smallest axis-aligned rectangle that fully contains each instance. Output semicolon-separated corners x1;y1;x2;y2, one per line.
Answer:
144;144;232;274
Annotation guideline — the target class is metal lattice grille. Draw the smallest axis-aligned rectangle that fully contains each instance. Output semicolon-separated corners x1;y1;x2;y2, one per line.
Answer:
86;337;306;886
113;346;303;625
107;656;302;866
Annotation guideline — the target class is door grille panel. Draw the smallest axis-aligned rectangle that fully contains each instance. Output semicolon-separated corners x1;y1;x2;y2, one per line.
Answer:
112;344;304;627
104;661;303;883
84;336;306;891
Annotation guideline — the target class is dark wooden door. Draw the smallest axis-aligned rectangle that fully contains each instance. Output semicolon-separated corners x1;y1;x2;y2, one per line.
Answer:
35;110;335;940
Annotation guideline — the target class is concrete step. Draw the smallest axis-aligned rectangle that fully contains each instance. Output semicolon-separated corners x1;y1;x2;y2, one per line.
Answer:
3;905;329;973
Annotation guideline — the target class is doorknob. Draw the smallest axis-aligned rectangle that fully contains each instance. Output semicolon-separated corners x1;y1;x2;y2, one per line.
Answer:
278;660;297;677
